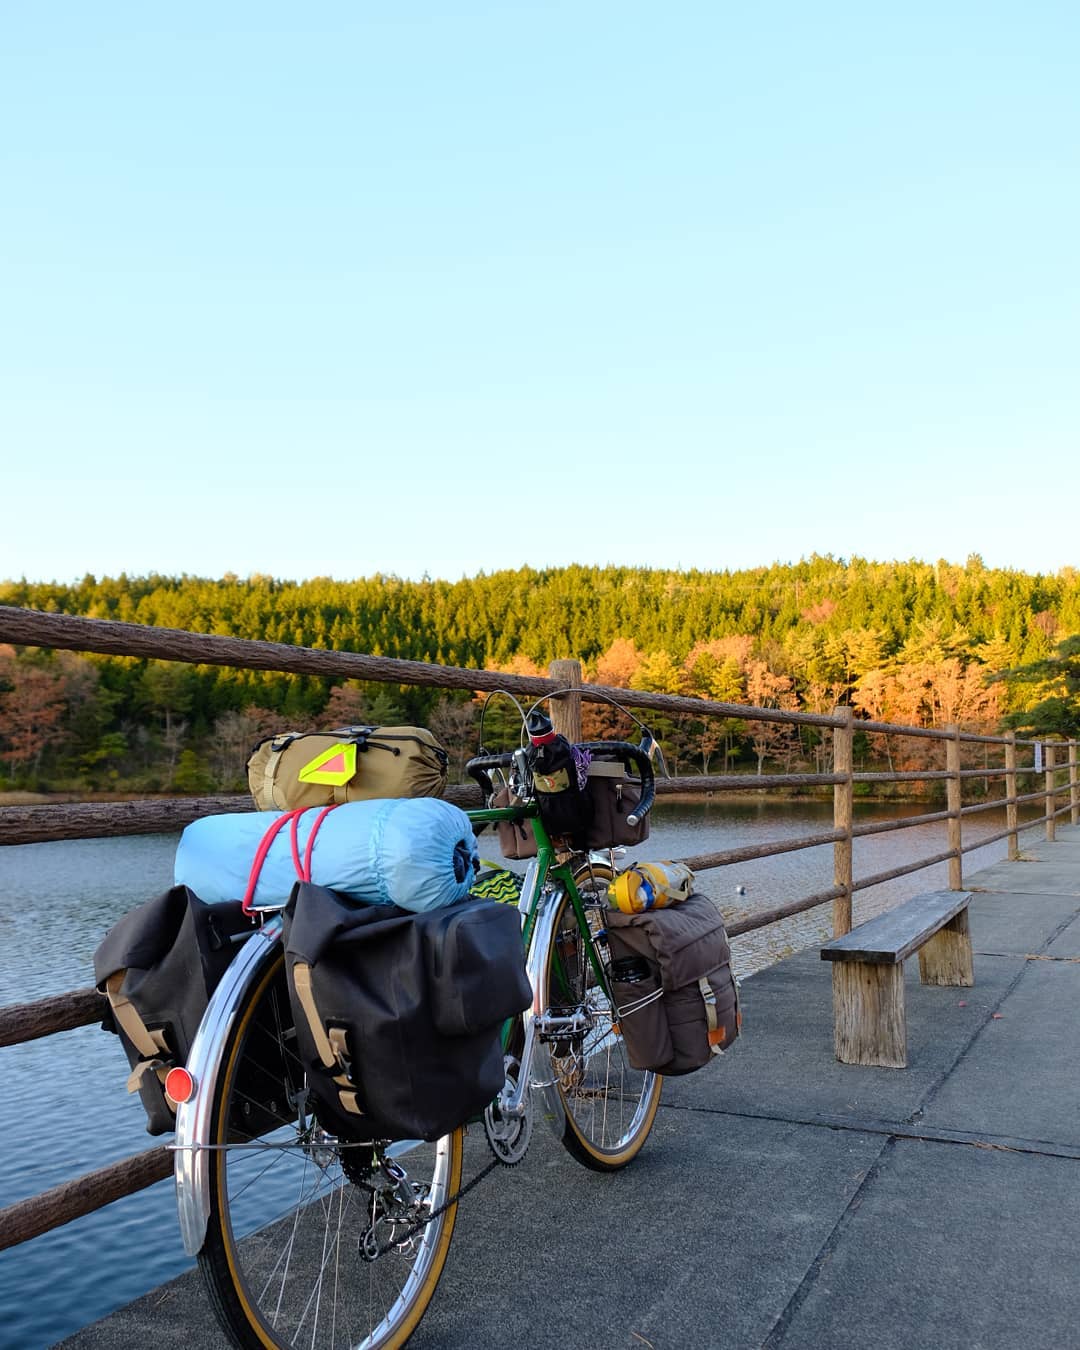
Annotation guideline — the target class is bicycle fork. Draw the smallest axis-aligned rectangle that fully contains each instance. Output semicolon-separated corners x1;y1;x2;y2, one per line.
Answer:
493;879;586;1134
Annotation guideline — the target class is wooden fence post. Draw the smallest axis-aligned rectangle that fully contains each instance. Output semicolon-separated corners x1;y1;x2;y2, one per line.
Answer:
830;705;859;1065
947;724;963;891
1005;731;1019;860
547;659;583;743
832;705;854;937
1046;740;1057;842
1070;739;1079;827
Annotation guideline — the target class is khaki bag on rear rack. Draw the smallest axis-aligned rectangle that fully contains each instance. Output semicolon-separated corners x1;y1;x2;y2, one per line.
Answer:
605;892;740;1076
247;725;449;811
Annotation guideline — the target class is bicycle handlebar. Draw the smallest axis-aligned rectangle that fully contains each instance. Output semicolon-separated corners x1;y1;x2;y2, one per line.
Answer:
583;740;656;825
465;738;656;826
465;748;520;798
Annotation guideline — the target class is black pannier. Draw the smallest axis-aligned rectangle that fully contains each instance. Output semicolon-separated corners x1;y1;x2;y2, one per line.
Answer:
283;883;532;1141
605;892;740;1076
94;887;254;1134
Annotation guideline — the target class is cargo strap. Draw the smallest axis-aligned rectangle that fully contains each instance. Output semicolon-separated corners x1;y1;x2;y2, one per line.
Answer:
701;974;742;1052
104;971;179;1107
262;804;362;1117
242;804;339;915
330;731;448;801
615;977;735;1053
613;986;665;1020
290;961;365;1117
258;733;302;810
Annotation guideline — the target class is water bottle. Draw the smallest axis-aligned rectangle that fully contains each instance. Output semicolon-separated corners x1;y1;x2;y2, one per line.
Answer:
607;861;695;914
525;709;593;846
610;955;651;984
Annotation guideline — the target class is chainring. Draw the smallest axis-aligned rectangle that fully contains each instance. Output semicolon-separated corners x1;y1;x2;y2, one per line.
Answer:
483;1056;533;1166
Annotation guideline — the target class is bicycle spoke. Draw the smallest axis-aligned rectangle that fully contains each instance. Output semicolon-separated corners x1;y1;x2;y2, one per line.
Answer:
543;874;662;1170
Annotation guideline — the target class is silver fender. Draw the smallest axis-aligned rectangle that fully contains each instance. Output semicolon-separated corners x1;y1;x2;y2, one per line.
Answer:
173;915;283;1257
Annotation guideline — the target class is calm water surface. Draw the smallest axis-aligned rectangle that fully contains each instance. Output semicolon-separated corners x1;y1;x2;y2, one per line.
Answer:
0;799;1045;1348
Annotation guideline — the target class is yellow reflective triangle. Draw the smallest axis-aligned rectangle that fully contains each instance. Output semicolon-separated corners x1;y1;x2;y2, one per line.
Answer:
298;741;358;787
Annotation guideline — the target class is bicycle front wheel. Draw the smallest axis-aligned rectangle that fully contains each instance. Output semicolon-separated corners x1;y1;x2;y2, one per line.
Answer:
540;867;662;1171
197;945;463;1350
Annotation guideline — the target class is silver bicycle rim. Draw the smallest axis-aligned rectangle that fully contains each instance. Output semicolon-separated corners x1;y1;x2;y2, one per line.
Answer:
548;877;660;1157
208;957;459;1349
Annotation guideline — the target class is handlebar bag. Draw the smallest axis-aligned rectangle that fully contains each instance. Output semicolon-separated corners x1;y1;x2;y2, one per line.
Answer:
247;725;449;811
528;734;594;849
93;888;254;1134
284;883;531;1141
605;893;740;1076
584;761;650;849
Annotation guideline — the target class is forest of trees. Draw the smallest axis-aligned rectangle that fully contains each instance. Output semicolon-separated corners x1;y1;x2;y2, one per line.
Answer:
1;556;1078;794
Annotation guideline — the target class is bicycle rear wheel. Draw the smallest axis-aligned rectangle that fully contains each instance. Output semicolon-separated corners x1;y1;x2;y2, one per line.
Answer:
540;864;662;1171
197;945;463;1350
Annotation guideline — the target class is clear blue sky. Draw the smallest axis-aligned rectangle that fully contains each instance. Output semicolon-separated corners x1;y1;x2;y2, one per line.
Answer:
2;3;1077;585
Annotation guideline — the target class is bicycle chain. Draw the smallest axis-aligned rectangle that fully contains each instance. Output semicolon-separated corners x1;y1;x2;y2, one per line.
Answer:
365;1153;502;1261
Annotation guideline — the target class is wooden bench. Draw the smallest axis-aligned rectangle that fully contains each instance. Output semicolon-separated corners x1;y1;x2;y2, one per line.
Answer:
820;890;974;1068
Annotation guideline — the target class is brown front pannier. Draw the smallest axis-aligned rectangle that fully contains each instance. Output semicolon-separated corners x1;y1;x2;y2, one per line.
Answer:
605;892;740;1075
247;725;448;811
493;785;539;860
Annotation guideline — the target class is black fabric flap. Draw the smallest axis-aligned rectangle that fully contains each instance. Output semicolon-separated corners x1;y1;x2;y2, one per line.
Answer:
285;882;416;967
93;886;199;988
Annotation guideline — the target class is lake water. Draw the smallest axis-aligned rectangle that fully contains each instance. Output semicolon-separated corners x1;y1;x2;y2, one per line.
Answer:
0;798;1047;1348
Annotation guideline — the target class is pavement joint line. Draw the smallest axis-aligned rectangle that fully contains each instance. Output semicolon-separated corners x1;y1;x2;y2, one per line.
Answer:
760;1135;898;1349
969;890;1080;899
657;1100;1080;1162
976;950;1080;962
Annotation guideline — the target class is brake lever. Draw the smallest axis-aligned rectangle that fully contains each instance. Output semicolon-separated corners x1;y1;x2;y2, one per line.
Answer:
510;746;531;800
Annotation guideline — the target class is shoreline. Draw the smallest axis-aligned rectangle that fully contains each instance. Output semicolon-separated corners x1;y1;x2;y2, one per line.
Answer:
1;786;954;809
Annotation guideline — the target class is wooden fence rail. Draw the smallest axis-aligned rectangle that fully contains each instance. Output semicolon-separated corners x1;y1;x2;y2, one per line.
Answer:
1;604;1077;1251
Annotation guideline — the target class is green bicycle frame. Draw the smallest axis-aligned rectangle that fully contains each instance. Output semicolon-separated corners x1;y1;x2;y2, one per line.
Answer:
468;800;616;1135
469;802;610;989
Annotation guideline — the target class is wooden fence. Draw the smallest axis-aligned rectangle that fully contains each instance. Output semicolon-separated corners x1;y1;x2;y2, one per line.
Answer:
0;603;1077;1253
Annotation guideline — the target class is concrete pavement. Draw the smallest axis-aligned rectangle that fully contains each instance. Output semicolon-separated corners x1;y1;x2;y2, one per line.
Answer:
59;824;1080;1350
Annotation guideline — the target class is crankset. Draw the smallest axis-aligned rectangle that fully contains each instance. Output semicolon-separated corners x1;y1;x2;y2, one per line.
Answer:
483;1056;533;1166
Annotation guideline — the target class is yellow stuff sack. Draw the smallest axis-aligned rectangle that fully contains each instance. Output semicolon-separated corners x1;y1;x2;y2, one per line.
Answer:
247;725;449;811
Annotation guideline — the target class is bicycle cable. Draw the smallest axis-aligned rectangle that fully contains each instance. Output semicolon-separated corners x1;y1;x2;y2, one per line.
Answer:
524;687;669;777
476;688;530;755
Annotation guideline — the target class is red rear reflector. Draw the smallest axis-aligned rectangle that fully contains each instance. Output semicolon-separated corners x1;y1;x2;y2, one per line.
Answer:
165;1066;196;1104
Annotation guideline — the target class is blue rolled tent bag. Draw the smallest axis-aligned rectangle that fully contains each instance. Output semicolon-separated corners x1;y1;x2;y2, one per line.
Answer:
174;797;480;912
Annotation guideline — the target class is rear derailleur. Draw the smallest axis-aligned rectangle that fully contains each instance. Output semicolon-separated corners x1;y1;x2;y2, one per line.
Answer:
355;1151;433;1261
